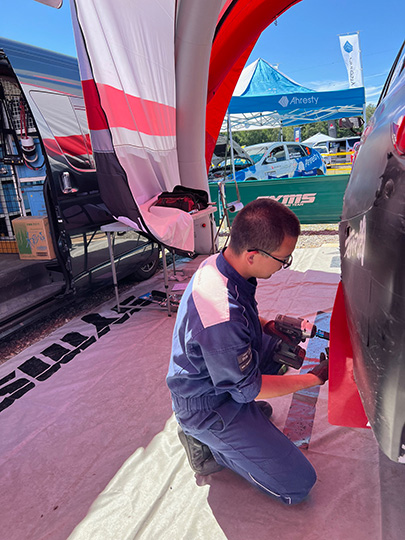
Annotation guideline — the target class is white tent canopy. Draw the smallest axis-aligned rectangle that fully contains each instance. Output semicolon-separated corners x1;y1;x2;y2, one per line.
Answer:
302;133;336;145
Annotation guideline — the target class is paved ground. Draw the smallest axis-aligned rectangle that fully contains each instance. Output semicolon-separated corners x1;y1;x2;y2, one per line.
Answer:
298;223;339;248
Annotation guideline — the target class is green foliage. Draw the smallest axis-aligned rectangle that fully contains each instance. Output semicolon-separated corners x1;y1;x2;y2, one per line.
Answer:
227;105;377;147
230;129;278;146
366;103;376;123
300;121;329;140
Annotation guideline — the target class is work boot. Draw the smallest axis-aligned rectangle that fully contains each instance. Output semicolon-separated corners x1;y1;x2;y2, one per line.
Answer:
256;400;273;419
177;426;223;475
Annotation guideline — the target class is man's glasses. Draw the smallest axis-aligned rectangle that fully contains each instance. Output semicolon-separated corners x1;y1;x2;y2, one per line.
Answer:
247;249;293;269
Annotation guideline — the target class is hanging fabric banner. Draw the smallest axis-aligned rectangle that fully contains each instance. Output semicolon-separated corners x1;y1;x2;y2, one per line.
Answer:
69;0;225;254
339;33;362;88
70;0;196;252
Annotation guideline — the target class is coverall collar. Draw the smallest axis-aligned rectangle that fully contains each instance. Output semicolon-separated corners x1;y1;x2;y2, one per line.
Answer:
217;249;257;297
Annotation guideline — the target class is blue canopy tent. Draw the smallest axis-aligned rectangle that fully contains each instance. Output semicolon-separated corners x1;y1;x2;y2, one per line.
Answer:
224;58;365;131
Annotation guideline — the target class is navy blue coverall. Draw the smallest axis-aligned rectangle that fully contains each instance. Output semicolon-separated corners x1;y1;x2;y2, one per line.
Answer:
167;251;316;504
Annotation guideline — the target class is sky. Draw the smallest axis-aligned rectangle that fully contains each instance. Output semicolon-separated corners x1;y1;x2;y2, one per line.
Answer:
1;0;404;105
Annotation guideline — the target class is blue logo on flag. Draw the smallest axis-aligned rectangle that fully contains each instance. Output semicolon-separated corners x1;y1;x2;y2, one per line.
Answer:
343;41;353;53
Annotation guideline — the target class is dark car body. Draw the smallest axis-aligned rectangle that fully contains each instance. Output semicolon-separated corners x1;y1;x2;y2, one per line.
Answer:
338;40;405;462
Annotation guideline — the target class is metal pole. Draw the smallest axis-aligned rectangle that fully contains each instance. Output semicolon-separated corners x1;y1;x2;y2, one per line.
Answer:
0;181;14;237
227;111;236;181
227;110;241;205
357;30;367;127
106;231;121;313
161;247;172;316
10;165;26;216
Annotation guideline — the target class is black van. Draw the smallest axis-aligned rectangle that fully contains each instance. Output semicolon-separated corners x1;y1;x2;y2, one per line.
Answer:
0;38;159;338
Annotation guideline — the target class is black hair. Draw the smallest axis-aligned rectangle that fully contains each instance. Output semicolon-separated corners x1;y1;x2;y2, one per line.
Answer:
228;198;300;255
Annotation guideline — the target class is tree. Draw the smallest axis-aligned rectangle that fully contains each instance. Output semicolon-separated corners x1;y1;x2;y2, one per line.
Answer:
366;103;376;123
230;128;278;146
300;121;329;141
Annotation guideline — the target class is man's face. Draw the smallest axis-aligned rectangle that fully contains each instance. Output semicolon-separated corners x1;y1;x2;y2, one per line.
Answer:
250;235;297;279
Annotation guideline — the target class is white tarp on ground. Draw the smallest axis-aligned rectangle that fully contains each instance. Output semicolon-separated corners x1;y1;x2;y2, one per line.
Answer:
1;245;405;539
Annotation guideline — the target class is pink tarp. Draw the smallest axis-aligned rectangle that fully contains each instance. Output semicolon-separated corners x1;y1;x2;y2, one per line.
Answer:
1;245;404;538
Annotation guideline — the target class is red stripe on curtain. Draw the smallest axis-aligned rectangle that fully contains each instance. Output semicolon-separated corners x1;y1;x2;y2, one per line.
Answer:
83;79;176;136
81;79;109;131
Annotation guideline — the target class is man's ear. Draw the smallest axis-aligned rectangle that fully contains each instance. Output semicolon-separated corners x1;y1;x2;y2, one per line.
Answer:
246;250;256;265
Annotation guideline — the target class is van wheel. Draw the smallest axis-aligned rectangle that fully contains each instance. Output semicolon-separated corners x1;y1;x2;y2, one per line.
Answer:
133;250;159;281
316;169;324;176
246;177;257;181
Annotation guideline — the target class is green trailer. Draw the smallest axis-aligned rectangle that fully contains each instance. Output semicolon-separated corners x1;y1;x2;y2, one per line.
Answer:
209;174;350;225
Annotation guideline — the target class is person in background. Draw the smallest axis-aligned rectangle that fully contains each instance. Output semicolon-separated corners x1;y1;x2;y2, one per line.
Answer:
166;199;328;505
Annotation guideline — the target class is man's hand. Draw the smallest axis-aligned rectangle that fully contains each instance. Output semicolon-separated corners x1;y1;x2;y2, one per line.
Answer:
308;352;329;385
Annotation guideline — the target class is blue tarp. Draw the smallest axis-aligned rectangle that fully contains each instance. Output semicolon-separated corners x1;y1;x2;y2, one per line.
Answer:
236;58;312;96
226;59;365;129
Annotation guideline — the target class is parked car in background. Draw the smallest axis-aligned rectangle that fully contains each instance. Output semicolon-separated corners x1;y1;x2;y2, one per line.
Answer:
208;135;254;180
313;137;360;169
208;155;254;181
225;141;326;181
313;145;332;166
210;134;251;167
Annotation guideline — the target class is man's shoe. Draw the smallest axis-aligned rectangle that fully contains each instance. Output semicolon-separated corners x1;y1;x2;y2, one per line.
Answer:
177;426;224;475
256;400;273;419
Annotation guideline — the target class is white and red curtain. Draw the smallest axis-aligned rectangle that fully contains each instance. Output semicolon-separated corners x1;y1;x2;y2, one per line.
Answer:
69;0;300;251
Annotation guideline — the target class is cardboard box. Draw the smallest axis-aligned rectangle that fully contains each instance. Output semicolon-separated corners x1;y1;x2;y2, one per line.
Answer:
12;216;56;260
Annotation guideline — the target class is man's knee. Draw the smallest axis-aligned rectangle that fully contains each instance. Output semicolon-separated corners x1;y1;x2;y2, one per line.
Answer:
248;461;316;505
264;454;317;505
283;459;317;504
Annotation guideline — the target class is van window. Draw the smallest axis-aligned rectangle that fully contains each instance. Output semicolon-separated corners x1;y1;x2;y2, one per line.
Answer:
30;91;95;170
287;144;306;158
266;145;286;162
70;96;95;168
